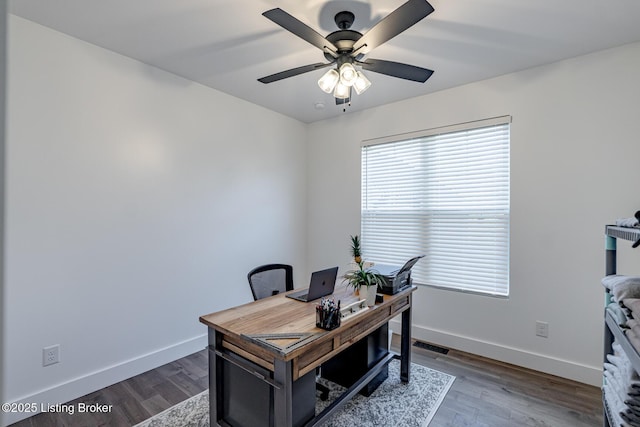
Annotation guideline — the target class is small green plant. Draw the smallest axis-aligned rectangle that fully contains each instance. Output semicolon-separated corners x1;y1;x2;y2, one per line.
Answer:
350;235;362;264
343;262;384;292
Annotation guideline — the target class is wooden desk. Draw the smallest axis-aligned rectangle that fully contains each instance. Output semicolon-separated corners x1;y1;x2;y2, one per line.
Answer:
199;283;416;427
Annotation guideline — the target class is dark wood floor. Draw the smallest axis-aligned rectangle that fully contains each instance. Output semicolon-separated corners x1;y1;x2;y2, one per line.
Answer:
10;338;602;426
417;343;603;427
9;351;209;427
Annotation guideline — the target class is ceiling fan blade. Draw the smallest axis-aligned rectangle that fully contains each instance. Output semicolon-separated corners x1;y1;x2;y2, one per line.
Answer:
359;58;433;82
352;0;434;55
263;8;338;56
258;62;334;84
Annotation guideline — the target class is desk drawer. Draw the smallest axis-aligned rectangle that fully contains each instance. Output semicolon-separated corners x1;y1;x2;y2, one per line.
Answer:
390;294;410;315
339;306;391;345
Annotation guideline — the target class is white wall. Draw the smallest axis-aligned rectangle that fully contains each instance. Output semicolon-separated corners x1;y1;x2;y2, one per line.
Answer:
307;41;640;386
2;16;307;425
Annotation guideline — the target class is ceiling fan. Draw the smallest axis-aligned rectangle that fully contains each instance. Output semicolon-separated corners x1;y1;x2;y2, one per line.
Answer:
257;0;435;105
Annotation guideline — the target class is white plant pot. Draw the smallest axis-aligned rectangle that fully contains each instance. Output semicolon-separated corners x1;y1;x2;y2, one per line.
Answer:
361;285;377;307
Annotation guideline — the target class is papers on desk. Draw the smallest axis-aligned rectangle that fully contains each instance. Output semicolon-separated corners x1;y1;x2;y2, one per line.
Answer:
340;299;369;321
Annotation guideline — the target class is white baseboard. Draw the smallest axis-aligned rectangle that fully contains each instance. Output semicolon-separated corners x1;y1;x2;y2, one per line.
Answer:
1;334;207;426
389;320;601;387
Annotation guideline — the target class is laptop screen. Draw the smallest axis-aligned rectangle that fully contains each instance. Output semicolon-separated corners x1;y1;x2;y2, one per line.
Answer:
306;267;338;301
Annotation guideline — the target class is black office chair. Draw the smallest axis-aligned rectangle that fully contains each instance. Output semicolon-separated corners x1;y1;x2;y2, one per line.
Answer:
247;263;330;401
247;263;294;300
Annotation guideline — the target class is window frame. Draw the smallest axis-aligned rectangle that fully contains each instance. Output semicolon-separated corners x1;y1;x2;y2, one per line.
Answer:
360;116;511;298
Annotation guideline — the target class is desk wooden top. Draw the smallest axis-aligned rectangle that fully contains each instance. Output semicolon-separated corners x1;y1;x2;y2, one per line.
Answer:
200;283;359;336
200;284;415;375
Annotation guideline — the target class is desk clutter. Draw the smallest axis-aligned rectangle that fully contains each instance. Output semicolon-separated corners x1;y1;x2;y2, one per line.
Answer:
316;298;341;330
316;298;373;330
339;299;369;321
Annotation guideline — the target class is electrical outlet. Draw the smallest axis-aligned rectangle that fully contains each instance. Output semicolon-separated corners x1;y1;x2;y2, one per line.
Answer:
535;321;549;338
43;344;60;366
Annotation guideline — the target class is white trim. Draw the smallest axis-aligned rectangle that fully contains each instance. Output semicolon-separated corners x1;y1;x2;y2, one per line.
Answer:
361;115;512;147
1;335;207;426
390;320;601;387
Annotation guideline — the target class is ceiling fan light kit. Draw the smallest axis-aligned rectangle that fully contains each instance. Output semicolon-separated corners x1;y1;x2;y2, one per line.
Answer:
318;62;370;97
258;0;435;108
333;80;351;99
318;69;339;93
353;71;371;95
338;63;358;86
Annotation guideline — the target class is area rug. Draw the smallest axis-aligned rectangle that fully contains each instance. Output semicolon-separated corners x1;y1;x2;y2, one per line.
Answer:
134;359;455;427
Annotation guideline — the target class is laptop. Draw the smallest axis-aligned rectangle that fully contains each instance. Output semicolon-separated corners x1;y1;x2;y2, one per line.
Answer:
286;266;339;302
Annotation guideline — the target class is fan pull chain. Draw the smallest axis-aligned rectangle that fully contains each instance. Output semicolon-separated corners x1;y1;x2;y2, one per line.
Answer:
343;99;351;113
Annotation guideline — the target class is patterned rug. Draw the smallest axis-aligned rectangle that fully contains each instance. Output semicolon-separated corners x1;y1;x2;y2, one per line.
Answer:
134;359;455;427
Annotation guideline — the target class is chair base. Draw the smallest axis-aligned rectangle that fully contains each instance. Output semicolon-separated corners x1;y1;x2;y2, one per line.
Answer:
316;382;330;401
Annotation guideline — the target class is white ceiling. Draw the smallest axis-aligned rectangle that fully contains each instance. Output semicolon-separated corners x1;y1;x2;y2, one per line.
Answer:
9;0;640;123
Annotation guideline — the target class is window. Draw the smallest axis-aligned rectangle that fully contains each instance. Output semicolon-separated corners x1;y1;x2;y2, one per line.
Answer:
361;116;510;297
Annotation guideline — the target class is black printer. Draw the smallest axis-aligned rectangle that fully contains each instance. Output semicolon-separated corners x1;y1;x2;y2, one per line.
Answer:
370;255;424;295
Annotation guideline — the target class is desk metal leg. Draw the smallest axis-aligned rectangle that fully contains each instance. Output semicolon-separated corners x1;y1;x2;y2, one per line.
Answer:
208;329;221;427
273;358;293;427
400;294;412;383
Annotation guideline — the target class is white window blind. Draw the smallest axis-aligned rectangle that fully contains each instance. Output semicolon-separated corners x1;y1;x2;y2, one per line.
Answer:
361;117;510;297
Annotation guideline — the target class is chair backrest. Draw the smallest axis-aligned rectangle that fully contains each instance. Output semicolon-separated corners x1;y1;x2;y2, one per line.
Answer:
247;264;294;301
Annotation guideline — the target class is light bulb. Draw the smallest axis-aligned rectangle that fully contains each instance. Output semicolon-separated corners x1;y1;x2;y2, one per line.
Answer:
339;63;357;87
353;71;371;95
333;80;350;99
317;69;339;94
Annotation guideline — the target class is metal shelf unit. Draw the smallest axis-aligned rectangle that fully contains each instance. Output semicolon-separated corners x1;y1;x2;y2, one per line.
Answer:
603;225;640;427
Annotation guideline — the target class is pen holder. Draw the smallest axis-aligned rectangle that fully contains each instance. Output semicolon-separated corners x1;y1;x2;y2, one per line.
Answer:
316;298;341;331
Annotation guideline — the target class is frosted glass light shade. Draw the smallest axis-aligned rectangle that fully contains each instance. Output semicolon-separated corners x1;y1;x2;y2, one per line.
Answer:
333;80;350;99
318;69;339;93
353;71;371;95
339;63;358;87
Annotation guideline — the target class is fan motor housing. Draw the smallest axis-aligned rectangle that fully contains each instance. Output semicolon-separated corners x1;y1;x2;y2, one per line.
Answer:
324;30;362;61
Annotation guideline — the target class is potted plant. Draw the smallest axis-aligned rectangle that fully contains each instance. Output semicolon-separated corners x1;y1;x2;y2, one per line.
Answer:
344;235;383;306
350;235;362;264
